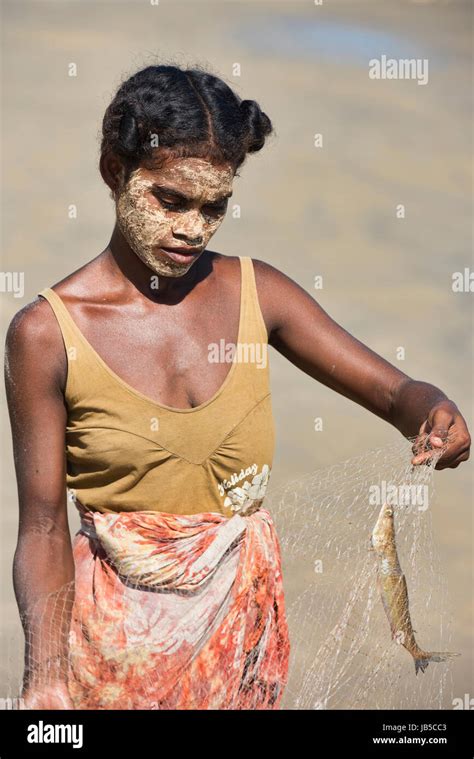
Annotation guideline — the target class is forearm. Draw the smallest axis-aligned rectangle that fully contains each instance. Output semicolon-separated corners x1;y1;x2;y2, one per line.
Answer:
389;378;451;438
13;523;75;689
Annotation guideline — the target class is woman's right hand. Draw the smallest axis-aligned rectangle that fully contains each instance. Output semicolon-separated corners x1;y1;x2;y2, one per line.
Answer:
20;681;75;710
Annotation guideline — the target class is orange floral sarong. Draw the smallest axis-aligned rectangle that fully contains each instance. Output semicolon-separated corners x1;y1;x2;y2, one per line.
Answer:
67;500;290;709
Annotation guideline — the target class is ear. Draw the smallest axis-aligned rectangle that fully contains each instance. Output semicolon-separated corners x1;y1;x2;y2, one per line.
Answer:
100;151;126;200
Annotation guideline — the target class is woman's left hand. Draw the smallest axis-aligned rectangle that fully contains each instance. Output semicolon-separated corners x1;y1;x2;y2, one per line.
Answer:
411;400;471;469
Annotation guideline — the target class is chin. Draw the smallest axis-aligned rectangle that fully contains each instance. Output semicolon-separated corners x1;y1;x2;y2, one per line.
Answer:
150;255;194;277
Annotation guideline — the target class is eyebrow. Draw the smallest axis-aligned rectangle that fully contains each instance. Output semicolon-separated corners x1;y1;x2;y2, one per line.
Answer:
151;184;233;203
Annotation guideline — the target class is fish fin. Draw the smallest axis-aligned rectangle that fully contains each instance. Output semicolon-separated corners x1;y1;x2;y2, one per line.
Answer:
414;658;429;675
414;651;460;675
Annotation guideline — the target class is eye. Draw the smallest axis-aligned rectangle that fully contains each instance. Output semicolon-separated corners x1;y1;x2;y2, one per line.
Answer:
159;199;183;211
152;191;228;216
202;201;228;217
152;192;184;211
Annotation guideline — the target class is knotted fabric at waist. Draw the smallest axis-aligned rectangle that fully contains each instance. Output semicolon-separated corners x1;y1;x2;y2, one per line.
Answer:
68;488;271;592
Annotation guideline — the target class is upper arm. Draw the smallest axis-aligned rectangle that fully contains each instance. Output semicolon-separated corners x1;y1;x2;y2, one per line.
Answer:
252;258;412;422
4;298;69;533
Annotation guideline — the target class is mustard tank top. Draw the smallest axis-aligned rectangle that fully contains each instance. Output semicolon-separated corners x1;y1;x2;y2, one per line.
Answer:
37;256;275;518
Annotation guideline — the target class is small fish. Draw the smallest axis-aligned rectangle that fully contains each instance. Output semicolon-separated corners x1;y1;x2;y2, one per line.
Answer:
370;503;460;675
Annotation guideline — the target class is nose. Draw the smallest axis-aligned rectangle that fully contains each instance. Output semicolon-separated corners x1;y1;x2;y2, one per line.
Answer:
172;210;205;245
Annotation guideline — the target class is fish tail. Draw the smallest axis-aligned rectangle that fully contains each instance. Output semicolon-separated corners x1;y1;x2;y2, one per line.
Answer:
414;651;460;675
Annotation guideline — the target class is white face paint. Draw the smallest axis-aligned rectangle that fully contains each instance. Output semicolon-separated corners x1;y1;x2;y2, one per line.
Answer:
115;157;234;277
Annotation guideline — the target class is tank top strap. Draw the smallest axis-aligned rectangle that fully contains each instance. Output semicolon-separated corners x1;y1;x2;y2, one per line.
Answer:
37;287;84;352
239;256;269;346
36;287;99;402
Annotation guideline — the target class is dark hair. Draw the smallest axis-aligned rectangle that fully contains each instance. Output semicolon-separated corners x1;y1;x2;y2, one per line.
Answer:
100;63;274;178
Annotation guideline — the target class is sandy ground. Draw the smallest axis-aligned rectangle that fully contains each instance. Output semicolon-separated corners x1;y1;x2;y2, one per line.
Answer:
1;0;472;707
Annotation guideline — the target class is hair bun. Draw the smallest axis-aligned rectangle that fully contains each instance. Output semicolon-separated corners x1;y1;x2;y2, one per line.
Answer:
239;99;272;153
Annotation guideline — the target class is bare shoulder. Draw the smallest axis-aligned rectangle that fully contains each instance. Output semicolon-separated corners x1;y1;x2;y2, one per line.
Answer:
4;296;67;390
250;257;316;338
5;297;60;353
212;253;310;338
4;252;107;386
251;256;309;293
210;253;286;327
211;250;300;292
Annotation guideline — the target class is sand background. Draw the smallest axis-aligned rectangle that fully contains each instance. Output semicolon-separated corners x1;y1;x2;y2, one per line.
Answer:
1;0;472;706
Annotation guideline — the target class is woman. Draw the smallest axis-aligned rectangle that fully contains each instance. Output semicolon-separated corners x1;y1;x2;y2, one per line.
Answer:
5;64;470;710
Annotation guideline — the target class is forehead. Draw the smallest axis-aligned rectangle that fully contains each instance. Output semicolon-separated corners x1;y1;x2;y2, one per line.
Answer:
139;157;235;200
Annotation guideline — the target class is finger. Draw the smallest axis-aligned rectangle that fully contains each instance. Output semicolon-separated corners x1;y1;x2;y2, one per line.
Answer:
411;424;459;464
434;446;471;470
418;419;428;436
412;431;430;458
431;429;467;466
411;439;450;466
427;408;455;446
411;450;438;466
429;429;449;447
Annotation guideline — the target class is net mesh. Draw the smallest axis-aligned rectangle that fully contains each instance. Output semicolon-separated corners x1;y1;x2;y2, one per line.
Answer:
270;434;457;709
0;433;459;710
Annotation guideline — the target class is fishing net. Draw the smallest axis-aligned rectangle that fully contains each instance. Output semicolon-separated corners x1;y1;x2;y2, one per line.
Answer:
270;433;457;710
0;433;459;710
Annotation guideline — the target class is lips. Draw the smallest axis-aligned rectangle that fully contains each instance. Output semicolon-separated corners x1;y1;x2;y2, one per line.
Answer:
161;247;201;255
160;247;202;264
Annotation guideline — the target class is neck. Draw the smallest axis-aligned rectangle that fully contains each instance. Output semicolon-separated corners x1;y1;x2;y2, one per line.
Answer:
106;224;203;300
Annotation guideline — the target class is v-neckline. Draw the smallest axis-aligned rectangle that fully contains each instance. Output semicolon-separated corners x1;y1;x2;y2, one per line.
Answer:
41;256;245;414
